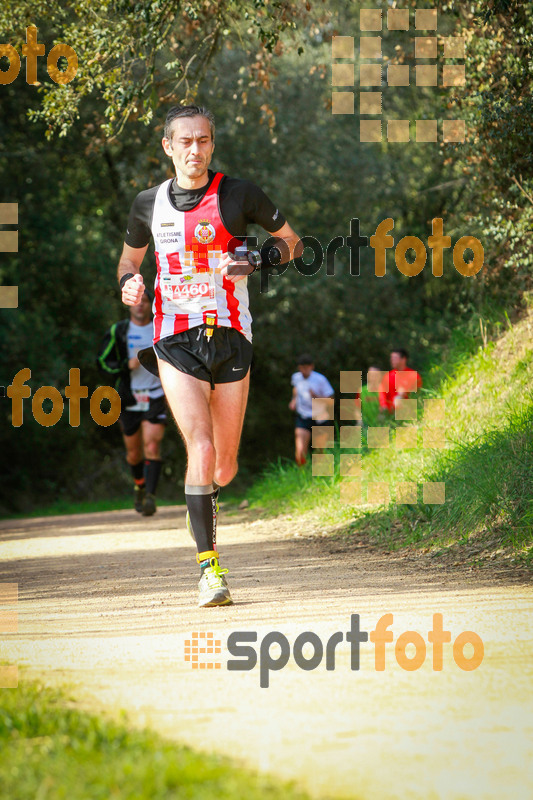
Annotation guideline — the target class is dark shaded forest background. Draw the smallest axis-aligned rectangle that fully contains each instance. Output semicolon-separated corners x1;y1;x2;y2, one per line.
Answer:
0;0;531;513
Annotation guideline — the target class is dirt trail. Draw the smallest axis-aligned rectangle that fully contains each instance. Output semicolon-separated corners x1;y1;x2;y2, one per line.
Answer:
1;505;531;800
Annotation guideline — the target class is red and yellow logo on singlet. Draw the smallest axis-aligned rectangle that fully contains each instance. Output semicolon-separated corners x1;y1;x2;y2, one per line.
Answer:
194;219;216;244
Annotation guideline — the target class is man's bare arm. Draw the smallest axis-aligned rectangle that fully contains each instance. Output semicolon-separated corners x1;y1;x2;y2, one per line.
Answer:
264;221;303;263
117;243;149;306
289;385;298;410
117;242;149;283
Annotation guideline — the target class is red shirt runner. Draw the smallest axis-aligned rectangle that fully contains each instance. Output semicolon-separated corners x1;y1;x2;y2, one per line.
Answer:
378;368;422;412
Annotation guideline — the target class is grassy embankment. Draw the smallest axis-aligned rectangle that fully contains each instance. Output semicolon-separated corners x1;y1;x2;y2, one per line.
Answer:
245;306;533;565
0;680;313;800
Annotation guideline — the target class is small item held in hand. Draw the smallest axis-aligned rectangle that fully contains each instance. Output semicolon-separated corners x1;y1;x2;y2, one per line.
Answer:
229;245;262;273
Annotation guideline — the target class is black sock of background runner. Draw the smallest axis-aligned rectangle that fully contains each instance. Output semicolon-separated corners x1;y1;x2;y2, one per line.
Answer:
130;460;144;483
144;459;162;494
186;490;216;554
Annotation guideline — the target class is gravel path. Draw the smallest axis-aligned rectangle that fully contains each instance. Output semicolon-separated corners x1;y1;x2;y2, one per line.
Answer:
1;505;531;800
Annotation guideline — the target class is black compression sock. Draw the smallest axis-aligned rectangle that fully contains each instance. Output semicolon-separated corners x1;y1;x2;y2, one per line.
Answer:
185;484;217;553
211;488;219;550
144;459;162;494
130;460;145;483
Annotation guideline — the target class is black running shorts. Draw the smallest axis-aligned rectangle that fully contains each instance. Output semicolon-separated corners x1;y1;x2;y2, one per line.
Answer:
138;324;253;390
120;394;168;437
294;414;331;432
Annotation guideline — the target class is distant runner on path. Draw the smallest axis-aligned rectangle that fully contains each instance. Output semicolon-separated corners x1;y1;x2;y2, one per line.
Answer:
97;288;166;516
289;354;334;466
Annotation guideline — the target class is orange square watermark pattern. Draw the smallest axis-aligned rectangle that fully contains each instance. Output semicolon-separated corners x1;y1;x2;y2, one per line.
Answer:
331;6;466;143
311;371;446;507
184;631;222;670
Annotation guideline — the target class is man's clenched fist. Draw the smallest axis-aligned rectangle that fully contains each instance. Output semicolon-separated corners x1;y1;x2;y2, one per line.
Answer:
122;273;145;305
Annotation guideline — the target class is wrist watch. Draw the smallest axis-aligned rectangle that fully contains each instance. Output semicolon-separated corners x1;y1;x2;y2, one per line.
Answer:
247;250;262;272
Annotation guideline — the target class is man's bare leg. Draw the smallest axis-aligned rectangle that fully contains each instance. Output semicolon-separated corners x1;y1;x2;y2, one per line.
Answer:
295;427;311;465
141;419;165;460
139;420;165;515
157;358;236;606
210;371;250;487
157;359;214;476
122;428;145;511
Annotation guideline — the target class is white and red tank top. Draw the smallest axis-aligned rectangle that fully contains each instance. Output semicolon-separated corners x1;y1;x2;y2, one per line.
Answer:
150;172;252;344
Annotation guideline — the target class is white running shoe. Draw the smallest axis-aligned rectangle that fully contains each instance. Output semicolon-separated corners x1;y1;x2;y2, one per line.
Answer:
198;558;233;607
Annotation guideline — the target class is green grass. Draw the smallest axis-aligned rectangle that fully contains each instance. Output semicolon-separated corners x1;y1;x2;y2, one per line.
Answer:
0;680;314;800
246;307;533;564
413;402;532;541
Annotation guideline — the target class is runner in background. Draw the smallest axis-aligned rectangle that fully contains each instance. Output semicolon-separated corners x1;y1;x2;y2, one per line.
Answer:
289;354;335;466
379;348;422;417
97;289;166;516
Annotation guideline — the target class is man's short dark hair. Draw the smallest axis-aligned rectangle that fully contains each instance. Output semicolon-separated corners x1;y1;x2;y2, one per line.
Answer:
297;354;314;366
391;347;409;360
164;104;215;142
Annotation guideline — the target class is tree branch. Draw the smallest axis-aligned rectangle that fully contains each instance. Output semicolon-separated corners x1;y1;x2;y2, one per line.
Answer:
511;175;533;206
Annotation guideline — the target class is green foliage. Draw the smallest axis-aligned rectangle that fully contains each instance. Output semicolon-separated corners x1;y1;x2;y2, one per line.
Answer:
398;401;533;549
247;307;533;563
1;0;531;515
0;680;313;799
445;0;533;303
0;0;308;139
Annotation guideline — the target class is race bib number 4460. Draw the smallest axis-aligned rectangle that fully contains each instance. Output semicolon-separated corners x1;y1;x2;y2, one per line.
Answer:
160;275;216;313
171;281;211;300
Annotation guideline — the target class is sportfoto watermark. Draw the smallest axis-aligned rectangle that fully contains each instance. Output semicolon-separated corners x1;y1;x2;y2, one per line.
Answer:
185;613;484;688
239;217;483;292
6;368;120;427
0;26;78;85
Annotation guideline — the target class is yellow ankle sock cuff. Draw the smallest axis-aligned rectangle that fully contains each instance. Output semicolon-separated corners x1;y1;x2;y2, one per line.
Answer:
196;550;219;564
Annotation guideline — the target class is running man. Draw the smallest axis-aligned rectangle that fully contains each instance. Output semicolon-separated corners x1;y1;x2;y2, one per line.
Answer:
97;289;167;515
289;354;334;466
118;104;301;607
378;348;422;414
